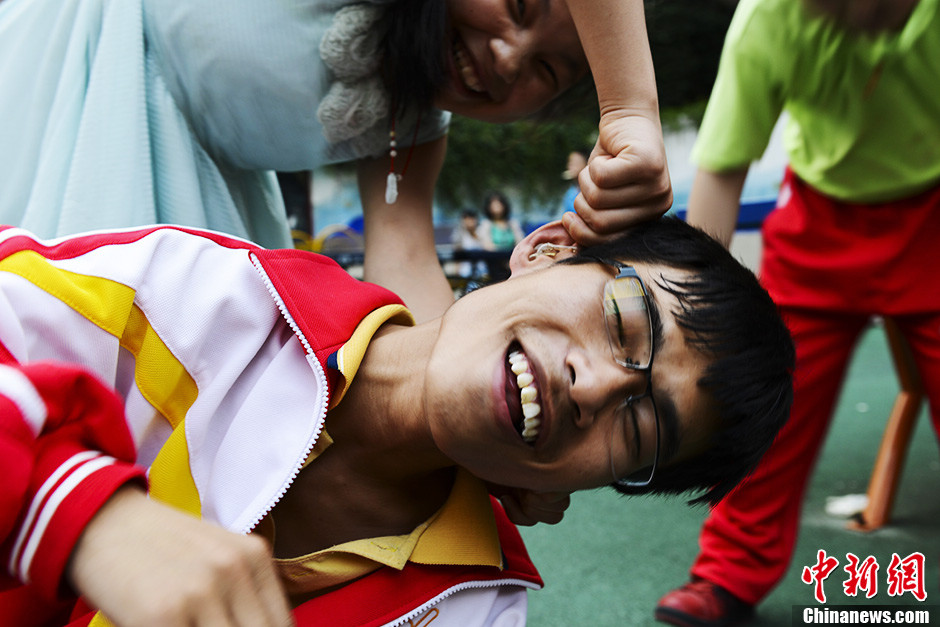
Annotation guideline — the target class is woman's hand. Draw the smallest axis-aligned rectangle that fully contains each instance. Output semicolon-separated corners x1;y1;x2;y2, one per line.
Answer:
68;487;294;627
561;0;673;245
563;111;672;244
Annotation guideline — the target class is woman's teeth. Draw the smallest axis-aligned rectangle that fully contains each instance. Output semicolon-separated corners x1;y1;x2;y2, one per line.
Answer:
509;350;541;442
453;41;484;93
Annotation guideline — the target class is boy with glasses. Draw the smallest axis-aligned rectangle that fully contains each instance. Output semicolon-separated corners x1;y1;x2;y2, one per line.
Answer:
0;217;793;626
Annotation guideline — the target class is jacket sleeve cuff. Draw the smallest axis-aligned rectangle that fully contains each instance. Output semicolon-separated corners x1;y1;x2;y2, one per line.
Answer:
15;460;146;600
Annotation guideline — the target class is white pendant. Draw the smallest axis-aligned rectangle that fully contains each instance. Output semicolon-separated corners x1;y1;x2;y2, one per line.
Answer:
385;172;398;204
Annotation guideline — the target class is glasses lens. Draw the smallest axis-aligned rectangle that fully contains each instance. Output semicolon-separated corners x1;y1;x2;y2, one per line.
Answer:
614;394;659;487
604;277;652;369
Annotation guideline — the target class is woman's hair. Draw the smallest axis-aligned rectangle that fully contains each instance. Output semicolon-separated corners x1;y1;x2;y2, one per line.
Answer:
482;191;512;220
565;217;795;506
380;0;449;117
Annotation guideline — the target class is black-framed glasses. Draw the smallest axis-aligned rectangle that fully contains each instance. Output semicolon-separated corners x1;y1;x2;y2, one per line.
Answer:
601;263;660;488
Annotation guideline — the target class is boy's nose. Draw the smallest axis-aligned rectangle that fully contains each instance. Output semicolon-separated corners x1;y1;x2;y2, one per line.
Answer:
568;353;646;429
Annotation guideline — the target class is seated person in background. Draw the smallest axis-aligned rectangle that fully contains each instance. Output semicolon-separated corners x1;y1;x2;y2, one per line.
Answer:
450;208;486;252
0;217;793;627
478;191;527;281
479;192;526;252
561;148;591;215
450;208;487;279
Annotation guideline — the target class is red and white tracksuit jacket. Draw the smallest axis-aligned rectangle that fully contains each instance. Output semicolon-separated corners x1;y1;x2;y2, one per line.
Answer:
0;225;541;626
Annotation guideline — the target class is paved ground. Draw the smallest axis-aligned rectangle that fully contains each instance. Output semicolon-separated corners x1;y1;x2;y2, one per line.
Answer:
520;321;940;625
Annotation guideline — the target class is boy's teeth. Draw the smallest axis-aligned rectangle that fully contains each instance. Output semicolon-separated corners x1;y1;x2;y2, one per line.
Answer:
509;350;542;443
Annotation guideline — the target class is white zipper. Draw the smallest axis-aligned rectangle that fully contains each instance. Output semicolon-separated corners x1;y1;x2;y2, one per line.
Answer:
381;577;542;627
243;253;330;534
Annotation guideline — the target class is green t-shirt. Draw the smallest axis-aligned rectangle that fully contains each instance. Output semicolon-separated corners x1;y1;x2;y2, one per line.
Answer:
692;0;940;203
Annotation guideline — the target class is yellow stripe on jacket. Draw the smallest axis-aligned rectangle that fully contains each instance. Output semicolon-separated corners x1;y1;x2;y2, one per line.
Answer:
2;249;206;627
0;249;201;514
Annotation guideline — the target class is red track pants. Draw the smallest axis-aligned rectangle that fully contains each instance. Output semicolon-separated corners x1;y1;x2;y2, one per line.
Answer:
690;170;940;604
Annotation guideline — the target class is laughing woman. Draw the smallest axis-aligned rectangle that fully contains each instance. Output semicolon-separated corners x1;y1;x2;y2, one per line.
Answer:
0;0;671;322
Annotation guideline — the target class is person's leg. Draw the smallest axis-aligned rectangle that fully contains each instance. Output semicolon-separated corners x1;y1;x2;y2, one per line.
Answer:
693;309;869;600
894;313;940;441
656;309;868;625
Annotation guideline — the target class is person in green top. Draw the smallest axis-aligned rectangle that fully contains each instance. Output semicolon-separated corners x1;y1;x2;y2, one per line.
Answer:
479;191;526;252
478;191;527;281
656;0;940;625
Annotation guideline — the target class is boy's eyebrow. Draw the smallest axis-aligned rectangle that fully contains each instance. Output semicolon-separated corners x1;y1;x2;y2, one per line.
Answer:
646;284;681;461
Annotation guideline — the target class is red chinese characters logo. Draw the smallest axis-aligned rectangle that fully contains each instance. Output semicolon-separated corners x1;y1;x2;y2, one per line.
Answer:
802;550;841;603
843;553;879;599
887;552;927;602
802;551;928;603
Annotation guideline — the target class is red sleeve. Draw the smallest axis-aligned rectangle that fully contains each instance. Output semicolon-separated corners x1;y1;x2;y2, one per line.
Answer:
0;358;147;601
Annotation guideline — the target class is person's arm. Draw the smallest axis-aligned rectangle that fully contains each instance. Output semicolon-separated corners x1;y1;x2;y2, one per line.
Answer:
685;167;749;249
68;487;293;627
0;361;146;600
511;220;526;245
561;0;672;244
0;293;292;625
357;136;454;324
0;359;293;626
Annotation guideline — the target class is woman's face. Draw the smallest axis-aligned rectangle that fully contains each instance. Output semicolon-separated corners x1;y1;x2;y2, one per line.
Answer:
436;0;589;123
488;198;507;219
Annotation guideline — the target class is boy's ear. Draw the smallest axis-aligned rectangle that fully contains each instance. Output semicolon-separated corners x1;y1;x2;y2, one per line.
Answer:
509;220;578;277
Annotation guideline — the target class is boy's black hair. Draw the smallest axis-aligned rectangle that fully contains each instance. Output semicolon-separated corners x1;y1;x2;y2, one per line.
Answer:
567;217;794;506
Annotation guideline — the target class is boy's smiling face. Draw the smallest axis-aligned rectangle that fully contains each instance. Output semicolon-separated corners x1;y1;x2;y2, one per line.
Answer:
421;259;720;493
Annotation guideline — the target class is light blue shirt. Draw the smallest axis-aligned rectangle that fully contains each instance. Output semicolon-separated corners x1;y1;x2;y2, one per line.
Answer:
0;0;449;247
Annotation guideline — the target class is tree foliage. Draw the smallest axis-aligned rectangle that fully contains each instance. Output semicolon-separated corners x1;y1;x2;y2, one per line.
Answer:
645;0;738;109
436;115;598;215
